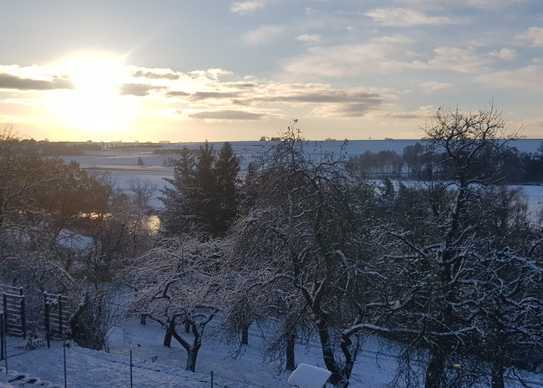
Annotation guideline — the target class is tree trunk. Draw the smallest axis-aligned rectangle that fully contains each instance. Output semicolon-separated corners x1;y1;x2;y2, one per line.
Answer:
317;318;344;386
286;332;296;371
163;320;175;348
241;324;249;345
425;348;446;388
491;361;504;388
184;320;190;334
185;347;200;372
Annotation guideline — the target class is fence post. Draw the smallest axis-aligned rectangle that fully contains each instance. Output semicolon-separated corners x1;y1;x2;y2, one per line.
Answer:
2;322;7;376
63;341;68;388
129;349;133;388
0;313;4;362
210;371;214;388
44;294;51;348
2;294;7;335
20;294;26;339
58;296;63;338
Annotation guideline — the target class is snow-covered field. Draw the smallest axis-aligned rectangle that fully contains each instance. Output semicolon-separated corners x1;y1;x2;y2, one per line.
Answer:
62;140;543;217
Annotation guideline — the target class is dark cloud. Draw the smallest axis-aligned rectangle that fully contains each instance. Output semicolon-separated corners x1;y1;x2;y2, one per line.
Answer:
167;90;190;97
329;102;383;117
121;83;164;96
0;73;72;90
189;110;265;120
190;91;242;100
386;111;432;120
258;91;382;104
133;70;179;80
223;82;257;89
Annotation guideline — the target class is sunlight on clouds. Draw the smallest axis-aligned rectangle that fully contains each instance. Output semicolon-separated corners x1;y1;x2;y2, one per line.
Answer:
45;52;140;138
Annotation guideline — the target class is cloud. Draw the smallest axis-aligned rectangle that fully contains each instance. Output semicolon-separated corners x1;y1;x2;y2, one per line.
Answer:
296;34;321;44
223;82;257;89
517;27;543;47
167;91;191;97
283;37;489;79
397;0;526;10
231;0;266;15
283;36;417;78
420;81;452;93
189;110;265;120
365;8;452;27
316;102;384;118
121;83;164;96
133;70;179;80
190;91;241;100
426;46;489;73
384;105;435;120
0;73;72;91
489;48;517;61
242;25;286;45
256;90;382;104
478;64;543;89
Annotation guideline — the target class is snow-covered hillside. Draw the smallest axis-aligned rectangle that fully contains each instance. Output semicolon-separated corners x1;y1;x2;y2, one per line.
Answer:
2;318;543;387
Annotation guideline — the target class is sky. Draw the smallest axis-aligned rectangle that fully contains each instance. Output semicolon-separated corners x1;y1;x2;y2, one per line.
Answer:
0;0;542;141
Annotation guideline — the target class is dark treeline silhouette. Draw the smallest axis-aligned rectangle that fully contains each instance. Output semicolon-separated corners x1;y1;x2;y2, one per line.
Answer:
348;141;543;183
0;138;103;155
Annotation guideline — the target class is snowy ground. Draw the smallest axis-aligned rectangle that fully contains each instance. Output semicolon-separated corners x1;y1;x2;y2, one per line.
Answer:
3;318;543;387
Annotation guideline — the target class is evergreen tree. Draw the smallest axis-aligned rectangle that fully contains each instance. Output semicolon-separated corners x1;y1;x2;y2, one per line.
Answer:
161;141;240;237
193;141;219;235
214;142;240;234
161;147;196;235
241;161;259;213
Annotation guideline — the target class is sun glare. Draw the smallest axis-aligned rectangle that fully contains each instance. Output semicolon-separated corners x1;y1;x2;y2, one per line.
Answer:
47;52;137;138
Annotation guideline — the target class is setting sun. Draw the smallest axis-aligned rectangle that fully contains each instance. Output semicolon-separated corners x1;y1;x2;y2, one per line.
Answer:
46;51;137;138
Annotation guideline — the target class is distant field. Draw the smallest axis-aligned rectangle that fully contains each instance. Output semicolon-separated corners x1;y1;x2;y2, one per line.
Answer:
62;139;543;216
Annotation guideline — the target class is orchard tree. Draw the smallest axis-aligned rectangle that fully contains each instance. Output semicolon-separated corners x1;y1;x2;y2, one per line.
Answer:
129;237;229;372
231;124;383;386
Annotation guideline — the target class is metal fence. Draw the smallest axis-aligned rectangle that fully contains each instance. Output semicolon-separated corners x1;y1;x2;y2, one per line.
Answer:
43;293;71;347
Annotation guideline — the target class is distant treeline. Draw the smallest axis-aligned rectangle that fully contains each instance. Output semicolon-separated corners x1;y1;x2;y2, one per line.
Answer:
5;139;102;155
348;141;543;183
15;140;164;155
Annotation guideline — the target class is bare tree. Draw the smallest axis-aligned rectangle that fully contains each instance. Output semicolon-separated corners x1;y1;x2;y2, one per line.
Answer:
230;124;382;386
129;237;228;371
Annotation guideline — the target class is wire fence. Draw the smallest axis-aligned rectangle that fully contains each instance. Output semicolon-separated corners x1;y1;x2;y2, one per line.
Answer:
0;338;269;388
2;316;543;388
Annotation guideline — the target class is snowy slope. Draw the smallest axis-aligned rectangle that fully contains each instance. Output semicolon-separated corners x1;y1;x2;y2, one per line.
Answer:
2;318;543;387
1;341;232;387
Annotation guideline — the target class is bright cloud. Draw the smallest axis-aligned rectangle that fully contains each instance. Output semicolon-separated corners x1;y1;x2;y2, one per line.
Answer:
296;34;321;44
231;0;267;15
517;27;543;47
242;25;286;45
490;48;517;61
365;8;453;27
283;37;491;79
420;81;453;93
478;64;543;89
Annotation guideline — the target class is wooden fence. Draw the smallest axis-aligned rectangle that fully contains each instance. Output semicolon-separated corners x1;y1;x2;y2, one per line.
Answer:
0;284;26;338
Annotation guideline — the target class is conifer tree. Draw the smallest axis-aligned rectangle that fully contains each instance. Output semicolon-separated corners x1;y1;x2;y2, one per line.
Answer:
161;147;196;234
162;141;240;237
214;142;240;235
